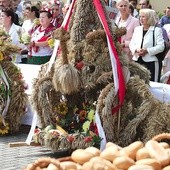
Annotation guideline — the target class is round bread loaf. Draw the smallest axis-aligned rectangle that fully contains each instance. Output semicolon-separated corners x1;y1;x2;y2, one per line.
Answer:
113;156;135;169
145;140;170;167
71;149;94;164
136;158;161;170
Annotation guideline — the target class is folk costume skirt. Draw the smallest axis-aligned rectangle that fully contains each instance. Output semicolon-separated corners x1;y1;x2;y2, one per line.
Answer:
27;55;51;65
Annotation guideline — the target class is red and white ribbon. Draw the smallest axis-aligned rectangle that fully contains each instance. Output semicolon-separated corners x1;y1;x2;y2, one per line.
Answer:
93;0;125;113
47;0;76;73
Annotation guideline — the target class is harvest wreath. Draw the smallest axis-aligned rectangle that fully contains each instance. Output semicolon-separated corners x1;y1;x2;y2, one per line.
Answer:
30;0;170;154
0;29;28;135
33;102;102;152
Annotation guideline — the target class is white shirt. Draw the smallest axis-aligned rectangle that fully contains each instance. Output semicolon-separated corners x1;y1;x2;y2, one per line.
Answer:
22;19;34;33
9;23;25;63
31;26;53;57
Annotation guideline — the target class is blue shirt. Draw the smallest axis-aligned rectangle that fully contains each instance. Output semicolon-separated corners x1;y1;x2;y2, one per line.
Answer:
159;16;170;27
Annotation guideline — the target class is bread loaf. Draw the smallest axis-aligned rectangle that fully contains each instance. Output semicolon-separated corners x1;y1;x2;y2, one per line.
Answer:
85;147;101;156
159;142;169;149
128;164;154;170
71;149;94;164
100;146;119;161
60;161;78;170
123;141;144;160
136;147;151;160
145;140;170;167
136;158;161;170
163;165;170;170
113;156;135;169
47;163;60;170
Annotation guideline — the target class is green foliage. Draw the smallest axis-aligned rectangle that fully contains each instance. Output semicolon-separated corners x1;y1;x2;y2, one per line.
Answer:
157;11;164;19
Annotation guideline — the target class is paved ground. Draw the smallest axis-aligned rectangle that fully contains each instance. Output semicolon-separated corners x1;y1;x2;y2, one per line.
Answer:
0;126;69;170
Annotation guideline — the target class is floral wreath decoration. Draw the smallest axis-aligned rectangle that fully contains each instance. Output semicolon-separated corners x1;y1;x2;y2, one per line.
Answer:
33;101;102;152
0;29;28;135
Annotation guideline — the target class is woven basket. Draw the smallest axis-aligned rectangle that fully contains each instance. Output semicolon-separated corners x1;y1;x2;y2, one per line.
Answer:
152;133;170;142
23;157;72;170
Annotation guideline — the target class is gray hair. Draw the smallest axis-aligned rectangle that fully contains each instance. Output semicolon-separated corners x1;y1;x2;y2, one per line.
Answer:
116;0;129;6
139;8;158;26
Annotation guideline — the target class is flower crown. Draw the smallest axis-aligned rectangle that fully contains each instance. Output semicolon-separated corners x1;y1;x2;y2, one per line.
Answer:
51;0;61;6
40;7;53;15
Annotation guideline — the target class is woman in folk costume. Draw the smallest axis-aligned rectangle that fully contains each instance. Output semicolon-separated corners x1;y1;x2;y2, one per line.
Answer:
115;0;140;61
50;1;63;28
27;9;55;65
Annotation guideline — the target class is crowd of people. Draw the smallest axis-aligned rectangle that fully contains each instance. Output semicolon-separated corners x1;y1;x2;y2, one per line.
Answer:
0;0;69;64
111;0;170;82
0;0;170;82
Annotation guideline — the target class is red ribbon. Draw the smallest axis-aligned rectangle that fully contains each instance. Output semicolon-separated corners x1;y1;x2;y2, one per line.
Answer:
93;0;125;114
63;0;76;31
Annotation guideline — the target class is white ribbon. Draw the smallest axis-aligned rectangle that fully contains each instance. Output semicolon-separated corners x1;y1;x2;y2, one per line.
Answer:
25;113;37;145
0;65;11;125
95;111;107;151
106;35;119;95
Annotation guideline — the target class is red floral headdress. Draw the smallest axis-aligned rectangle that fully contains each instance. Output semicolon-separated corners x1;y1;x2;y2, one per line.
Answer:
40;7;53;15
51;0;61;6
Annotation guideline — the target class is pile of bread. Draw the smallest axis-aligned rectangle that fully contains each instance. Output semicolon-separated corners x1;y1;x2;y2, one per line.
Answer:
24;140;170;170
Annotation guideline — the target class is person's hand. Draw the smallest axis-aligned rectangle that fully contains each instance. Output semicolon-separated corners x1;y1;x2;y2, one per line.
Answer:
20;49;28;55
136;48;148;56
29;41;35;47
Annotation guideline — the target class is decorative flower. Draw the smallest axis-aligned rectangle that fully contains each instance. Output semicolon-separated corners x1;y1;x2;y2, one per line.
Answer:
0;122;9;135
48;129;60;138
33;18;40;26
20;32;31;45
0;51;4;61
79;110;87;121
34;128;41;134
48;38;55;48
54;102;68;116
0;117;9;135
82;120;90;132
84;136;93;142
34;102;101;148
87;109;95;121
67;135;75;142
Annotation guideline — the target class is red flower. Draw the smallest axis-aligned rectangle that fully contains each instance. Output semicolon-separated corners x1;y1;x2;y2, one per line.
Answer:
18;74;23;80
75;61;84;70
84;136;92;142
34;128;40;134
79;110;87;121
90;122;99;135
51;130;60;137
67;135;75;142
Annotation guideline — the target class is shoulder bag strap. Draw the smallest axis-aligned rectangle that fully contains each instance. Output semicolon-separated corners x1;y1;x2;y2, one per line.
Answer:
153;26;156;47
